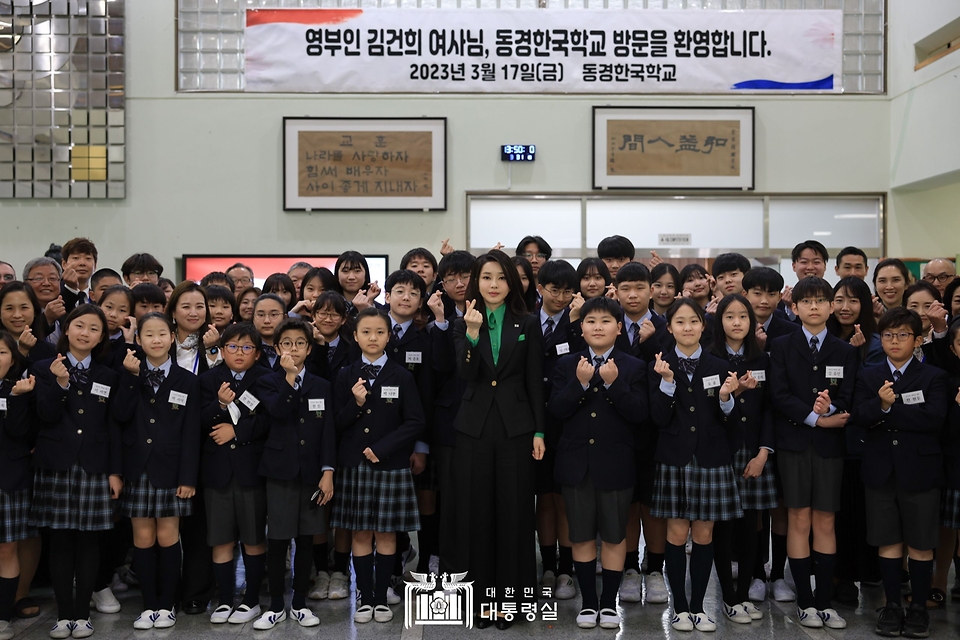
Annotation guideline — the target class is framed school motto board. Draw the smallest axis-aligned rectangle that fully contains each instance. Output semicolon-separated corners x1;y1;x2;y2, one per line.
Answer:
283;117;447;211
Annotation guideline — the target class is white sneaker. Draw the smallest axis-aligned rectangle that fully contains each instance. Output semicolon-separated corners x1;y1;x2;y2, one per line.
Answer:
90;587;121;614
0;620;13;640
386;586;401;605
817;608;846;629
576;608;598;629
71;619;94;639
308;571;330;600
210;605;232;624
252;609;286;630
374;605;393;623
723;602;752;624
133;610;157;630
327;571;349;600
797;606;823;628
539;569;557;597
598;608;620;629
153;610;176;629
50;620;74;639
291;608;320;627
644;571;669;604
354;604;373;624
772;578;796;602
693;613;717;632
619;568;642;603
671;611;695;631
554;573;576;599
228;604;261;624
748;578;767;602
109;572;129;593
742;600;763;620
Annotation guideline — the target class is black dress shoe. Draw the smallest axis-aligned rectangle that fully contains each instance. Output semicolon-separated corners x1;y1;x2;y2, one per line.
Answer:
181;600;208;615
494;616;513;630
875;603;904;637
474;615;494;629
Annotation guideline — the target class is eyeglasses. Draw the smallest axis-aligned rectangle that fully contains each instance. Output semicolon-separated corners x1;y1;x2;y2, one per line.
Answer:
278;339;309;350
25;276;61;285
881;331;915;342
129;270;158;278
922;273;956;284
232;277;253;286
442;274;471;286
314;312;342;320
521;252;548;261
543;287;573;298
797;297;830;307
254;311;284;320
224;343;257;354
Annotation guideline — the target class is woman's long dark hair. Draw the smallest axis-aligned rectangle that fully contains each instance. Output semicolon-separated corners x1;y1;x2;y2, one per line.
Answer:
711;293;760;362
165;281;213;337
466;251;528;319
511;255;538;314
56;304;109;361
826;276;878;363
0;281;47;339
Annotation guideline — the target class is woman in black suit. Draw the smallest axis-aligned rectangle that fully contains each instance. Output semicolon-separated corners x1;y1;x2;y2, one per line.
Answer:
452;251;545;630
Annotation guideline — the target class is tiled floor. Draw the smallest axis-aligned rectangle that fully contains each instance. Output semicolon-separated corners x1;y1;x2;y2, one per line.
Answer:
7;557;959;640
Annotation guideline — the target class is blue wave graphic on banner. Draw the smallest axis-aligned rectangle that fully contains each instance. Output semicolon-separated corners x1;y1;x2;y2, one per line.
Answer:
732;75;834;90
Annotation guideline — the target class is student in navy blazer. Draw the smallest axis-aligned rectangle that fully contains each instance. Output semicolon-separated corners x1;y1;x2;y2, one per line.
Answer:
252;294;288;374
305;292;359;385
742;268;801;353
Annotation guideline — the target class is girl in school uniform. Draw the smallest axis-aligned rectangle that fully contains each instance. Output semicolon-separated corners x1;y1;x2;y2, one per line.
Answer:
118;313;201;630
649;298;741;633
96;285;136;372
205;286;237;335
650;263;682;318
335;251;381;317
0;282;56;364
252;294;288;372
452;251;545;630
678;265;713;311
511;255;538;313
262;274;297;313
289;267;337;319
29;305;130;639
166;282;221;376
709;294;774;625
331;308;425;624
237;287;261;324
0;333;36;640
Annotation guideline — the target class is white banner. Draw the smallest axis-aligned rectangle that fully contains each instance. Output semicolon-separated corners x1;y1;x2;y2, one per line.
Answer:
244;9;843;94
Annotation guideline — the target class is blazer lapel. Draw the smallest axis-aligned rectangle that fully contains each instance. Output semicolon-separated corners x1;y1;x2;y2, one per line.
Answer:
894;358;922;392
477;329;496;373
792;330;815;364
496;312;522;373
369;360;399;397
817;333;839;362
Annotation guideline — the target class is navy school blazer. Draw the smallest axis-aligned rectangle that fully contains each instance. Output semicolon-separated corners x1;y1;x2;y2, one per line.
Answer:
613;313;669;363
305;337;360;386
31;356;131;476
333;358;425;471
118;364;202;489
850;358;949;492
199;364;271;490
386;323;435;444
452;310;546;439
647;350;739;469
717;350;775;456
761;314;802;352
256;368;336;486
430;323;468;448
943;373;960;490
0;385;36;493
769;330;858;458
547;348;648;490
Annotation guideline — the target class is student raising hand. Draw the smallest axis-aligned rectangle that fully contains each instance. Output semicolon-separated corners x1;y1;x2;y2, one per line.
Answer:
653;352;674;383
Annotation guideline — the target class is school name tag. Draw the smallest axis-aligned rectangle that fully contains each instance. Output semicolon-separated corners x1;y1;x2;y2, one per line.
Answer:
91;383;111;399
239;391;260;411
405;351;422;365
556;342;570;355
168;390;188;407
902;391;924;405
825;366;844;379
0;398;6;411
381;386;400;399
702;375;721;390
751;370;766;382
308;398;325;412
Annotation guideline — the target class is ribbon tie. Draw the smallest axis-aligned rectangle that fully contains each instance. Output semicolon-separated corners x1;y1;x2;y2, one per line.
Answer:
144;368;166;389
678;358;699;377
68;364;89;386
728;353;745;368
361;364;382;380
261;344;277;361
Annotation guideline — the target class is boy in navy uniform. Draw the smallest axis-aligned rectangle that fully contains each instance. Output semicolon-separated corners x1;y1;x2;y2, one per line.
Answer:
743;267;801;353
712;253;751;298
851;308;949;638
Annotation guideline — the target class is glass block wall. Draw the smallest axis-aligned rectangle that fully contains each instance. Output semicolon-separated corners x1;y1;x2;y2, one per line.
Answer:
0;0;125;200
178;0;884;93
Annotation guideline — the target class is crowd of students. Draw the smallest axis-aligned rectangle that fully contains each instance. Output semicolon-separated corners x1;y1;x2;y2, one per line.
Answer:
0;235;958;639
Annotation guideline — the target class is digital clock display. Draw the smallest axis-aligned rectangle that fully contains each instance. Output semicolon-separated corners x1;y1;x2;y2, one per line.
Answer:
501;145;536;162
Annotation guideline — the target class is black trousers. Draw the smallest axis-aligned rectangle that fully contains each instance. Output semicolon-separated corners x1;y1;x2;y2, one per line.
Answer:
454;408;537;612
434;444;458;575
178;489;213;606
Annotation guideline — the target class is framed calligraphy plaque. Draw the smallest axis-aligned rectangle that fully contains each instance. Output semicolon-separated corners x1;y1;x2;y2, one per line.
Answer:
593;107;754;190
283;117;447;211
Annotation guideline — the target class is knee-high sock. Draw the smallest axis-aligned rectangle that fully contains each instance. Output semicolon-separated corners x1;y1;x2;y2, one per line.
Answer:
558;546;574;576
689;542;714;614
49;530;77;620
312;542;329;574
908;557;933;611
665;542;689;613
212;560;235;608
599;568;623;610
266;539;289;613
879;556;902;606
374;553;395;606
73;531;100;621
291;535;313;610
771;533;788;582
574;560;598;611
812;550;836;611
157;543;182;612
789;556;814;610
0;575;20;622
393;533;410;575
133;546;159;612
241;549;266;608
352;553;374;606
540;543;558;574
712;521;737;606
416;515;438;574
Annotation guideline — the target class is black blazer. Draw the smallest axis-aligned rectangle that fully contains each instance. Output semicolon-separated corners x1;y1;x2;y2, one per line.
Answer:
334;358;425;470
118;365;202;489
256;349;284;374
386;324;435;443
612;313;669;363
453;310;546;438
31;356;129;475
59;283;88;313
548;348;647;490
717;350;774;455
25;340;57;366
761;314;802;352
0;385;35;493
199;365;271;489
769;330;858;458
943;373;960;490
648;350;739;469
305;338;360;385
430;324;467;448
851;359;949;492
257;369;336;485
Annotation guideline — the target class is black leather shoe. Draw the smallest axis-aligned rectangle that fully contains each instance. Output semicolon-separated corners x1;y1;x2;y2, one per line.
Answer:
874;603;903;637
474;615;494;629
901;605;930;639
494;616;513;630
181;600;208;615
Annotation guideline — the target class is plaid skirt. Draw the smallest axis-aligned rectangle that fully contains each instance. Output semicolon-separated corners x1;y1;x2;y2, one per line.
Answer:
330;464;420;533
120;472;193;519
0;488;36;543
651;457;743;522
941;488;960;530
30;464;114;531
733;447;778;511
